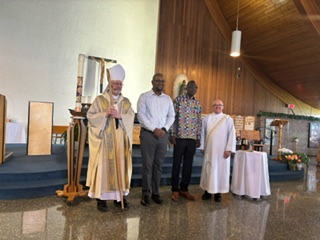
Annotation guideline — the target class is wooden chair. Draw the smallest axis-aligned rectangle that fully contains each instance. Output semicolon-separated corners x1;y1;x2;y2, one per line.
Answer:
240;130;264;151
52;125;68;144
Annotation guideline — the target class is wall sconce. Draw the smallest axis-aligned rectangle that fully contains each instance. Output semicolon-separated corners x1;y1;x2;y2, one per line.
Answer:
230;0;241;57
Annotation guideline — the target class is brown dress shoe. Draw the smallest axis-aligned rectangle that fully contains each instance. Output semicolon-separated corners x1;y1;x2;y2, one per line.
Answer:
179;191;195;201
171;192;179;202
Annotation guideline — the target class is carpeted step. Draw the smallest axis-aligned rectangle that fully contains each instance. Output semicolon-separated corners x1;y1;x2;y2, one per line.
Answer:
132;163;202;175
269;170;305;181
0;176;87;200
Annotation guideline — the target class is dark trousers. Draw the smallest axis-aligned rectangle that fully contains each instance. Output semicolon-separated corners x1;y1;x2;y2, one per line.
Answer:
171;138;196;192
140;129;168;197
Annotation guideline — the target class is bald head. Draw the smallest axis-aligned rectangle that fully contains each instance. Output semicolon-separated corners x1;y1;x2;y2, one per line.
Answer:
212;99;224;114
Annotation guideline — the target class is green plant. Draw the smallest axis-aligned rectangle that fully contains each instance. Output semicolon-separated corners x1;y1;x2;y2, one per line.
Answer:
62;130;67;143
257;111;320;121
61;124;89;143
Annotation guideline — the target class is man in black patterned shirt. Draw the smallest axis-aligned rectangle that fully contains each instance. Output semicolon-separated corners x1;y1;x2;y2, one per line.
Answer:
169;80;202;202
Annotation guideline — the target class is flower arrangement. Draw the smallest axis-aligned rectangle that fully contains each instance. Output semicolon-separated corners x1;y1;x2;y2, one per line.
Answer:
278;148;310;167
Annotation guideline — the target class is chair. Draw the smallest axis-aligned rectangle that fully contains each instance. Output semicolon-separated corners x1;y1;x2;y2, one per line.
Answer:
240;130;264;151
52;125;68;144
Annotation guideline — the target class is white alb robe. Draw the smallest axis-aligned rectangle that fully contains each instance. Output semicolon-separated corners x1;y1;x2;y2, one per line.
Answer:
199;113;236;194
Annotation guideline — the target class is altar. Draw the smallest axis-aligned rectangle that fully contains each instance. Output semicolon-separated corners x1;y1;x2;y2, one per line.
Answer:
6;122;26;144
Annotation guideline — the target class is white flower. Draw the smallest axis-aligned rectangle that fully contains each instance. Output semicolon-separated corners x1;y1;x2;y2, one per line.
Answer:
278;148;293;154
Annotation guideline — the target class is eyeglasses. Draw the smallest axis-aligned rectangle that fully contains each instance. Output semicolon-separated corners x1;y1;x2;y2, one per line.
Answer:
153;79;166;83
213;104;224;107
188;86;198;89
111;82;123;86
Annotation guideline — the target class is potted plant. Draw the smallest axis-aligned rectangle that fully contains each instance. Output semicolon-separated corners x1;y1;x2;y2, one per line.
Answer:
278;148;309;170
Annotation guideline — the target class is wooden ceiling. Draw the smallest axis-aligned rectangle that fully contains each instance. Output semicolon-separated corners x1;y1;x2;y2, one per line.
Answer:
206;0;320;110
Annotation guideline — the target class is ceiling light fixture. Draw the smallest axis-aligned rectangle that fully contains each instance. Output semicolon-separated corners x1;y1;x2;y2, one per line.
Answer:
230;0;241;57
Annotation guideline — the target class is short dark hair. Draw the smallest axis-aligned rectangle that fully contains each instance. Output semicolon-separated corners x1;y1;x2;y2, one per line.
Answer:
152;73;164;81
187;80;196;86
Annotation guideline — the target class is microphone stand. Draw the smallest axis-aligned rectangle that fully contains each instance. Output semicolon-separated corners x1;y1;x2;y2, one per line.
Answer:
256;127;277;156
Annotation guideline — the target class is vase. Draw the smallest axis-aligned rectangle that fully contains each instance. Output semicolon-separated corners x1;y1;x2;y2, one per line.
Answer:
288;162;297;171
297;163;303;170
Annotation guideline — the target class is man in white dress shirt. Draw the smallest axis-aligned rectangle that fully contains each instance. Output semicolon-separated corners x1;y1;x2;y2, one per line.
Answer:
199;99;236;202
137;73;175;206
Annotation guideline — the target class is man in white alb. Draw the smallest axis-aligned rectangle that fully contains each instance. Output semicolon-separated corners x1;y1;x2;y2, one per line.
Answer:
199;99;236;202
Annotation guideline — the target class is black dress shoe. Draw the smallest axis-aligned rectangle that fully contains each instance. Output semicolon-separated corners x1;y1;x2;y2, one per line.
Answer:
114;197;130;208
96;199;108;212
141;195;150;206
202;191;212;200
214;193;222;202
151;194;163;204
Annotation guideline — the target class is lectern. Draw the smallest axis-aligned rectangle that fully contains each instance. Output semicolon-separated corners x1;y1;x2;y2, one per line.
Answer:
271;119;288;160
0;94;13;164
56;109;88;205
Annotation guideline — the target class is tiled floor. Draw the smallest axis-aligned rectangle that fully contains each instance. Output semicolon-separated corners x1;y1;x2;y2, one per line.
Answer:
0;159;319;240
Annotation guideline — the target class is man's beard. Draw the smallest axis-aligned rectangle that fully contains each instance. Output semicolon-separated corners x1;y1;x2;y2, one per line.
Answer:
156;86;164;92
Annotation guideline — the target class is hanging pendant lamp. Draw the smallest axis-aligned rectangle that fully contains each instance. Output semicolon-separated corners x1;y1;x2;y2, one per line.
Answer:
230;0;241;57
230;30;241;57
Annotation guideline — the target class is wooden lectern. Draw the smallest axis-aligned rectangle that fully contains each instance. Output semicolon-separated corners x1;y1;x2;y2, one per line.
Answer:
0;94;13;164
271;119;289;160
56;109;88;205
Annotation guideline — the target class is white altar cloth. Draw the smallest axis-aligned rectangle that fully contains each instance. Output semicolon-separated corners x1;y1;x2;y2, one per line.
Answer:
6;122;27;143
231;150;271;198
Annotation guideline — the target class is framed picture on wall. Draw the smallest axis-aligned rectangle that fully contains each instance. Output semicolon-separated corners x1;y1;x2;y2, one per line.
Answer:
308;122;320;148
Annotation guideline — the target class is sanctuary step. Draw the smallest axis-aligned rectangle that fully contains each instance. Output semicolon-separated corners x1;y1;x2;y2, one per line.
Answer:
0;144;304;200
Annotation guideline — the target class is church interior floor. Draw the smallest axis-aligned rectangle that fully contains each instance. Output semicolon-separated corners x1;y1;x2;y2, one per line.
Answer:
0;158;319;240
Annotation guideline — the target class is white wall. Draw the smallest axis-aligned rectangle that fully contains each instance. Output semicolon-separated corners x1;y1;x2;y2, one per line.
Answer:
0;0;159;126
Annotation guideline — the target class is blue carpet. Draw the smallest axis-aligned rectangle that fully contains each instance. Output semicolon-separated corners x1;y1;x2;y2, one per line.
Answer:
0;144;304;200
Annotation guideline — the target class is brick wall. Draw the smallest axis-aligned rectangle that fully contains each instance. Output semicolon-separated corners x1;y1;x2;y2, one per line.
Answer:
257;117;319;156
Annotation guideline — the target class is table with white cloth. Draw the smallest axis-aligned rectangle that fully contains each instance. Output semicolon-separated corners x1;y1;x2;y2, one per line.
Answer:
6;122;27;143
231;150;271;199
